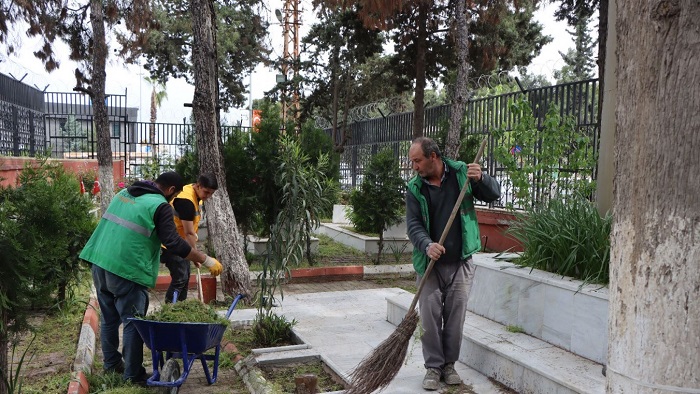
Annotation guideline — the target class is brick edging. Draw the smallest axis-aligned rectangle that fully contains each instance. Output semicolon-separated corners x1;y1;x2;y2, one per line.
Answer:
68;296;99;394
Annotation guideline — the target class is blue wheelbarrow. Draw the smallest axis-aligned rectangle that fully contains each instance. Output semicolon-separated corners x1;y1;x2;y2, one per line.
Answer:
129;293;245;393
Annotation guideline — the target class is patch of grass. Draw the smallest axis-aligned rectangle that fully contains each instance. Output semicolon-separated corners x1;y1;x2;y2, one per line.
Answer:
18;272;93;394
506;325;525;334
260;360;346;393
247;234;412;270
340;225;379;237
84;371;150;394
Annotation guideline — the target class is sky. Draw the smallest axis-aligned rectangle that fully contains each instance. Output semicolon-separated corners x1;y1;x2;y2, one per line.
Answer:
0;1;578;126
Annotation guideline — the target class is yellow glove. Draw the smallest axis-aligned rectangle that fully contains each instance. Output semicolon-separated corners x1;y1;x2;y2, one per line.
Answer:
203;256;223;276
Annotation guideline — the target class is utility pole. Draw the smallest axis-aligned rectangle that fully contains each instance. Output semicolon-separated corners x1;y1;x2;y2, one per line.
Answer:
277;0;301;133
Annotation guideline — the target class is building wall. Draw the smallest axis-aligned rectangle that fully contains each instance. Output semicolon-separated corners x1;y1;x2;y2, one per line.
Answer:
0;156;124;188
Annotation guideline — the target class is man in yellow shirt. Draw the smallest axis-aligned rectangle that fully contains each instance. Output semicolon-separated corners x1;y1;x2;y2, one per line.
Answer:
161;173;219;302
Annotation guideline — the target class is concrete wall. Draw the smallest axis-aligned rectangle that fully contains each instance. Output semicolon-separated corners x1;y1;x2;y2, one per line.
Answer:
0;156;124;188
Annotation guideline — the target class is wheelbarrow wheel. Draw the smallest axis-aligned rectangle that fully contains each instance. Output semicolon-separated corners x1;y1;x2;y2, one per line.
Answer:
160;358;181;394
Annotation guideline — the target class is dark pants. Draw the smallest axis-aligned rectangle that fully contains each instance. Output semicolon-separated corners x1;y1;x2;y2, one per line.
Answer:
91;264;148;381
161;248;190;303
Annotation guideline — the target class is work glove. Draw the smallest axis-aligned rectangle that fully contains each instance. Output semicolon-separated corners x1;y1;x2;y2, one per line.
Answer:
203;256;223;276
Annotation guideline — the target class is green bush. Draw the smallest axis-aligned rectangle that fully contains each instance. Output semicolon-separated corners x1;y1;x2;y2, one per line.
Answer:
252;311;297;348
0;158;96;389
349;148;405;264
507;194;611;284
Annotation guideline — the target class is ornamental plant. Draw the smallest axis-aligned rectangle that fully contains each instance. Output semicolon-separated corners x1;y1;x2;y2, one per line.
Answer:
507;194;612;284
492;97;597;209
349;148;405;264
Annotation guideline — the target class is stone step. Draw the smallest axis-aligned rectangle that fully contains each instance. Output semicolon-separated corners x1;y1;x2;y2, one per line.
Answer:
387;293;606;394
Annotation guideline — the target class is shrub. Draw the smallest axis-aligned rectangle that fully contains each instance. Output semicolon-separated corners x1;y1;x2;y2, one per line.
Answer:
507;194;611;284
252;311;297;348
493;98;597;209
349;148;405;264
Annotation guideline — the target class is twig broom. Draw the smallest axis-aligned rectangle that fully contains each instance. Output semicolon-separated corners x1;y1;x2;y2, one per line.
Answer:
346;137;488;394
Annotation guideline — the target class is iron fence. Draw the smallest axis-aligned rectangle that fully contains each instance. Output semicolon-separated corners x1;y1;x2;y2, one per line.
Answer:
0;73;46;157
331;79;600;209
2;70;599;210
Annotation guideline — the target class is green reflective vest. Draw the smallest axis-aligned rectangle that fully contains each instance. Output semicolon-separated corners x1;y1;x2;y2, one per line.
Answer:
80;189;166;288
407;158;481;275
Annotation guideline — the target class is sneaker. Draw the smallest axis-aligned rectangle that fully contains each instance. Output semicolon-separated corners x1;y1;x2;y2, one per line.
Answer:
442;363;462;385
422;368;441;391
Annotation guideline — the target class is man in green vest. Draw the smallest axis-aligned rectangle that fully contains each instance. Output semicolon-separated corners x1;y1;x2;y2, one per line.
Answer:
406;137;500;391
162;173;218;303
79;171;223;384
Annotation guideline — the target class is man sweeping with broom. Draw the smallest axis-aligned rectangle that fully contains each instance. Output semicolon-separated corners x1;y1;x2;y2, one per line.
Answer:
406;136;500;390
346;136;498;394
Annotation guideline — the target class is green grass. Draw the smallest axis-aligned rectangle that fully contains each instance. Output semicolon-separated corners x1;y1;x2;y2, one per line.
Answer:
506;325;525;334
18;272;93;394
247;234;412;270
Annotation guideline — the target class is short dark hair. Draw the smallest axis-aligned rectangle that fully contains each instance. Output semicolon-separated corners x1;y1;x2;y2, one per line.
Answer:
156;171;185;192
197;173;218;190
412;137;441;158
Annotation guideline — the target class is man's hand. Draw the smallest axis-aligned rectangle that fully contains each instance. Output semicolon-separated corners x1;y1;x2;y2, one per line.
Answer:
467;163;483;182
203;256;223;276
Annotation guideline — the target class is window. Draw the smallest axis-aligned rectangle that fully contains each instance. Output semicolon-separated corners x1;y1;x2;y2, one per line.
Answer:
111;122;121;138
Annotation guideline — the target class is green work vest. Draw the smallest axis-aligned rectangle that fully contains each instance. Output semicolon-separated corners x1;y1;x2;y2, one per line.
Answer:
407;158;481;275
80;189;166;288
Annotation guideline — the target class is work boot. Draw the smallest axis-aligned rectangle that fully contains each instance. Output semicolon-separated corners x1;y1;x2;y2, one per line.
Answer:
442;362;462;385
422;368;441;391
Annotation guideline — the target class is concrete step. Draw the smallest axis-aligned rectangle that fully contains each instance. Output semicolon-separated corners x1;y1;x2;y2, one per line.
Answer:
387;293;606;394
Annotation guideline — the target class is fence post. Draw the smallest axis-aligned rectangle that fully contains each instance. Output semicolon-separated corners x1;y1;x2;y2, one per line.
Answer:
29;111;36;156
12;106;19;156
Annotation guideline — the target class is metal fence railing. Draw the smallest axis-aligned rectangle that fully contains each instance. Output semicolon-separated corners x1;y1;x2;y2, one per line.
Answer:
329;79;600;209
2;71;599;210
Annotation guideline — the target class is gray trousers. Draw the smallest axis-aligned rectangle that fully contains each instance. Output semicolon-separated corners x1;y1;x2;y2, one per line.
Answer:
417;257;475;370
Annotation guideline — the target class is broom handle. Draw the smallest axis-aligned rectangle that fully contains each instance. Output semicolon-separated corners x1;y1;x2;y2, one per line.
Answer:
408;137;488;313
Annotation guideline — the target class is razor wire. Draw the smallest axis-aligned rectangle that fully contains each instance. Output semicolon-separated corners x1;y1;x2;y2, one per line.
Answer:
315;71;524;127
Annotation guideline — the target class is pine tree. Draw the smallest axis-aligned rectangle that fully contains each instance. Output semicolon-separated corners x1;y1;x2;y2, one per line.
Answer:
554;15;598;83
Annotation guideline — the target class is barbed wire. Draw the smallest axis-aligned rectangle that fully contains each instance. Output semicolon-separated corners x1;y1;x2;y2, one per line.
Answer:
314;69;546;127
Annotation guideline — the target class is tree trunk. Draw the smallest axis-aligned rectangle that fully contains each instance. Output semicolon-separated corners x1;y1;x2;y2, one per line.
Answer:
608;2;700;392
190;0;251;297
149;88;158;157
90;0;114;215
445;0;470;160
411;1;429;139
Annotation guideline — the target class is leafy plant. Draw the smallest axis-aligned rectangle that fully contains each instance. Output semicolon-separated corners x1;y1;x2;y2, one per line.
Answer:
0;335;36;394
349;148;405;264
492;97;597;209
252;311;297;348
507;194;612;284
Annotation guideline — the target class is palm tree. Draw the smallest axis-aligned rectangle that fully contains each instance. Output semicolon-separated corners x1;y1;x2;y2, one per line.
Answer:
144;76;168;157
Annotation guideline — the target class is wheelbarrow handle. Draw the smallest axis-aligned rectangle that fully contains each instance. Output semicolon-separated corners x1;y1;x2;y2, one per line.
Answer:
225;294;246;319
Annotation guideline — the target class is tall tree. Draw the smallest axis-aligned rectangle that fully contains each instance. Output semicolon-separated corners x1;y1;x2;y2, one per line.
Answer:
608;1;699;392
300;5;389;150
444;0;469;159
144;76;168;156
0;0;156;214
189;0;251;297
136;0;269;110
320;0;550;140
554;14;597;83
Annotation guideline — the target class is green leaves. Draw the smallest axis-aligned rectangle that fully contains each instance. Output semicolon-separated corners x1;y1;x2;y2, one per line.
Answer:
508;194;612;285
349;148;405;264
493;97;597;209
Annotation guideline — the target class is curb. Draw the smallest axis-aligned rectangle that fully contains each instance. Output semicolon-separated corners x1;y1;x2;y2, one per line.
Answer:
68;294;99;394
